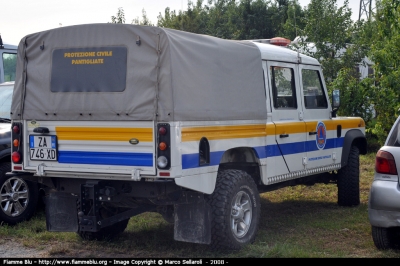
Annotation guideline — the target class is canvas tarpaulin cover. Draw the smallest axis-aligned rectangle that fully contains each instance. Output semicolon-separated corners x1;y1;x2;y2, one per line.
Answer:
11;24;267;121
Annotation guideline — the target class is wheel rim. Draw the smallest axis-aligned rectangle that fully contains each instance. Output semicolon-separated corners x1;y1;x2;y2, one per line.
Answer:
230;190;252;238
0;177;30;217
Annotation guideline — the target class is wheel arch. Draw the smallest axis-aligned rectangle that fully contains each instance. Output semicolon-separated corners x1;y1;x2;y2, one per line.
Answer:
218;146;262;186
0;149;10;162
341;129;367;167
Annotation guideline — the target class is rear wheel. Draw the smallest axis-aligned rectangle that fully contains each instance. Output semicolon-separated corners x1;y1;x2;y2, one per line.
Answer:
0;162;39;225
207;169;260;250
371;226;400;250
337;146;360;206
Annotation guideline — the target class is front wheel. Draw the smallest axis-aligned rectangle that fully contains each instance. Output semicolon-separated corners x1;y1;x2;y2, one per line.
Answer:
0;162;39;225
337;145;360;207
207;169;260;250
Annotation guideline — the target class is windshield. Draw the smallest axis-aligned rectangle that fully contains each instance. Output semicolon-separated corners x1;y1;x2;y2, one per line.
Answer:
0;84;13;120
2;53;17;82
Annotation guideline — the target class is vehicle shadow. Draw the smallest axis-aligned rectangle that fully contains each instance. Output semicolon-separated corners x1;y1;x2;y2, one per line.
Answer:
77;197;371;258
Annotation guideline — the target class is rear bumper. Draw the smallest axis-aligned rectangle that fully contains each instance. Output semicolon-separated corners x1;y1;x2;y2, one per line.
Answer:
368;180;400;228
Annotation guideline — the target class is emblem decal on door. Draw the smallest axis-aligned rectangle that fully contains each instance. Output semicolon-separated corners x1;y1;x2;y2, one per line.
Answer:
316;121;327;150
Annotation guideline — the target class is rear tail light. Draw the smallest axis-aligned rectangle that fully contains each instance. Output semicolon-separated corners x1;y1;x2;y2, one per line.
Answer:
159;127;167;135
12;151;21;163
157;124;170;170
375;150;398;175
13;125;20;134
11;122;23;167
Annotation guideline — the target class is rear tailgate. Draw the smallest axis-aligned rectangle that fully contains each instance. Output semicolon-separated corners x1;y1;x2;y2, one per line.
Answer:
24;120;156;176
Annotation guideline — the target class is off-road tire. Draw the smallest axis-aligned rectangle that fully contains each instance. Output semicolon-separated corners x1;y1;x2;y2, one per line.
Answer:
371;226;400;250
206;169;260;250
337;145;360;207
0;162;39;225
78;218;130;241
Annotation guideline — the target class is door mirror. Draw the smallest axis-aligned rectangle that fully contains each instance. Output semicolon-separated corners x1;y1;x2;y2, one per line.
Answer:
331;90;340;118
332;90;340;108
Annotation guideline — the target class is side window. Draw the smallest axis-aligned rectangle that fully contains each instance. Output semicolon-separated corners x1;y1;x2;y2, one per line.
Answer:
270;66;297;109
302;69;328;109
2;53;17;82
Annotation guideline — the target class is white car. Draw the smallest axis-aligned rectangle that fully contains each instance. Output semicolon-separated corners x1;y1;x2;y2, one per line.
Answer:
368;116;400;249
0;81;39;225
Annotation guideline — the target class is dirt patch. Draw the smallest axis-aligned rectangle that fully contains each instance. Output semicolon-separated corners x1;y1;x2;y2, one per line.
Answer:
0;239;50;258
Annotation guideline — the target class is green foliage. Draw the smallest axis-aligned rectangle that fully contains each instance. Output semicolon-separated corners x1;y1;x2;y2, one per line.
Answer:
157;0;303;40
132;9;154;26
110;7;126;24
366;0;400;144
282;1;306;40
290;0;398;146
294;0;355;83
110;7;153;26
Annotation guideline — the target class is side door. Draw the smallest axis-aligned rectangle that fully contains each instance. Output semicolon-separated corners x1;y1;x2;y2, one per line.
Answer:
299;65;337;169
261;61;289;181
267;61;307;173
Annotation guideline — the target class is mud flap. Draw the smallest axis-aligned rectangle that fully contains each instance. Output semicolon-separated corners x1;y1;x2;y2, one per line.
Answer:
45;192;78;232
174;200;211;244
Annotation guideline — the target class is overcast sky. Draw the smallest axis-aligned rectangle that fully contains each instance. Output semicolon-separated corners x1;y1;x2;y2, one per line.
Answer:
1;0;366;45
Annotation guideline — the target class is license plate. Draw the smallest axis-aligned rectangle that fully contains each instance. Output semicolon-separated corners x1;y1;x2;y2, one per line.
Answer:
29;135;58;161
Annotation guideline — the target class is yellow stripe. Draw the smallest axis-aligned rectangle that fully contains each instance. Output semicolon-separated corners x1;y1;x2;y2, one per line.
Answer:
56;127;153;142
182;118;365;142
182;124;272;142
274;121;305;134
334;117;365;128
306;118;365;131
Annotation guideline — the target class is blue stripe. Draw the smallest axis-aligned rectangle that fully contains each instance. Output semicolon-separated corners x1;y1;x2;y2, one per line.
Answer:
58;151;153;166
305;137;344;152
182;137;345;169
181;151;225;169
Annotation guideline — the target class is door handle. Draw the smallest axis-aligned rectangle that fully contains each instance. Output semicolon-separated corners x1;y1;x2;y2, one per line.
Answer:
309;132;317;135
279;134;289;138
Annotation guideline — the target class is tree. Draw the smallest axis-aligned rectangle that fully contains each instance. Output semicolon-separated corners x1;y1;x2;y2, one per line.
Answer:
156;0;297;40
110;7;126;24
132;9;154;26
281;1;306;40
363;0;400;143
110;7;154;25
295;0;354;83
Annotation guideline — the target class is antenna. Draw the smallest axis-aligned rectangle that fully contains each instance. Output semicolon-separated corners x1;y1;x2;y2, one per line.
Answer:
0;33;3;49
293;0;297;37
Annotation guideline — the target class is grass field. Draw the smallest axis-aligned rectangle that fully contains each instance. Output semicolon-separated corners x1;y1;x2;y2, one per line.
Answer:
1;153;399;258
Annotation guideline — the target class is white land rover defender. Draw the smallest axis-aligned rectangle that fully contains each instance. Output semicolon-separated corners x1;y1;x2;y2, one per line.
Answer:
8;24;367;250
